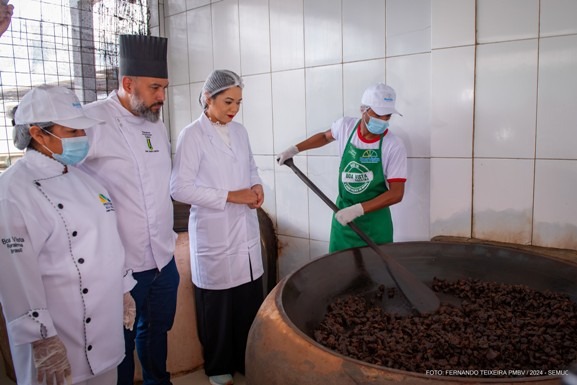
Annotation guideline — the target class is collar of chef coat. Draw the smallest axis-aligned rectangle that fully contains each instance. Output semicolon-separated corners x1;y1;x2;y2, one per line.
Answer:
106;91;153;126
24;149;67;174
199;113;235;158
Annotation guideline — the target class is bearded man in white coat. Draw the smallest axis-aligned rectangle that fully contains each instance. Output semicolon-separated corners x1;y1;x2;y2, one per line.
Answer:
77;35;180;385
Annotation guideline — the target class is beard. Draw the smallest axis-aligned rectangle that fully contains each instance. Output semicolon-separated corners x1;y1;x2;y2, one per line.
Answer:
130;90;163;122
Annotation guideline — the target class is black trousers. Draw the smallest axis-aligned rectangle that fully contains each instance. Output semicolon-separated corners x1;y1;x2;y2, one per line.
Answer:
195;277;264;376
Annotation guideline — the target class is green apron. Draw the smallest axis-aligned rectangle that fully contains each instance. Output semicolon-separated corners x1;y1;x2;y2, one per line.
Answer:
328;121;393;252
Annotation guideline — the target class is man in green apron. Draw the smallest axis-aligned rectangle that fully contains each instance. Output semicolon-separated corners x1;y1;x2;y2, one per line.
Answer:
277;83;407;252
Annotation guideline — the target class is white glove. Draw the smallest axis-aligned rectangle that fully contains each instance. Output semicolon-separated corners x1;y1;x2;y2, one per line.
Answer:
32;335;72;385
123;292;136;331
276;145;299;165
335;203;364;226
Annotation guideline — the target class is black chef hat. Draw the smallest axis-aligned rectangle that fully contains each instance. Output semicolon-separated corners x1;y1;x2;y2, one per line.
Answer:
119;34;168;79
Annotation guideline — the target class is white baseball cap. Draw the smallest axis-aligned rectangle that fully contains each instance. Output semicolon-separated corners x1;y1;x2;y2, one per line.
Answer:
361;83;402;116
14;85;102;129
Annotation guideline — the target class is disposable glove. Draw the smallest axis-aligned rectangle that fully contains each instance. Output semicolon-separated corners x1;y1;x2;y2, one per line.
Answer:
276;145;299;165
32;335;71;385
335;203;364;226
123;292;136;331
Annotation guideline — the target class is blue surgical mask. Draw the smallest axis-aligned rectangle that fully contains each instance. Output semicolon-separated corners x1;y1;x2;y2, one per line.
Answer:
366;116;389;135
42;129;90;165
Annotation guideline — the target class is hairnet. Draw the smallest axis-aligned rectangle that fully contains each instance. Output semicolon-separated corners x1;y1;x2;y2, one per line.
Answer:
13;124;31;150
13;121;53;150
200;69;244;109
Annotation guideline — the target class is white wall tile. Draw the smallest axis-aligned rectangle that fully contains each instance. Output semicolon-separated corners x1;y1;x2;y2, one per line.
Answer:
474;40;538;158
253;155;277;221
477;0;539;43
342;59;385;117
473;159;534;244
431;0;475;49
275;156;309;238
540;0;577;37
277;235;310;279
342;0;386;63
387;53;431;158
537;35;577;160
212;0;241;75
168;84;192;153
187;7;214;82
272;69;307;153
239;0;271;75
150;0;161;28
270;0;304;71
304;0;342;67
187;0;211;10
305;64;342;157
189;82;204;121
310;240;330;260
386;0;431;57
430;158;472;238
431;46;474;157
391;158;430;241
165;0;187;17
307;155;340;242
533;160;577;249
166;12;190;86
243;73;274;155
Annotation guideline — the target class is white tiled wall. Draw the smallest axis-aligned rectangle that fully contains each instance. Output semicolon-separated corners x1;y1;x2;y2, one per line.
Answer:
476;0;539;43
474;39;538;159
473;159;534;244
162;0;577;279
537;35;577;159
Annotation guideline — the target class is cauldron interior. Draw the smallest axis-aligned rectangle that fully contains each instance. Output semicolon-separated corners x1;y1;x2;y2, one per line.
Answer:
282;241;577;338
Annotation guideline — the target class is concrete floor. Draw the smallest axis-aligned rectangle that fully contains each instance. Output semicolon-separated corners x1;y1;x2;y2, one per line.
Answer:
0;362;246;385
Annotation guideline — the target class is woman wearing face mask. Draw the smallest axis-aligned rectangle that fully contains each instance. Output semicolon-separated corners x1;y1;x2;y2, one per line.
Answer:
0;85;135;385
277;83;407;252
170;70;264;385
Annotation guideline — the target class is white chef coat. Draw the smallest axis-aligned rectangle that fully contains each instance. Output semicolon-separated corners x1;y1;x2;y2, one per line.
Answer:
170;113;264;290
0;150;127;384
78;91;176;273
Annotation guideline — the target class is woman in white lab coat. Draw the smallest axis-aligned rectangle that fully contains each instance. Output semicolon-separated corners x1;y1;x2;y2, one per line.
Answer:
170;70;264;385
0;85;135;385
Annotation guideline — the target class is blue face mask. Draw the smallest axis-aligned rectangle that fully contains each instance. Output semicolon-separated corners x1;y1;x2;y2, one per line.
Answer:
42;129;90;165
366;116;389;135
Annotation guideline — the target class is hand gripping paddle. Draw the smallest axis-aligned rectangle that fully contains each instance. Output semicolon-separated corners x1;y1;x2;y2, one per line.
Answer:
283;158;440;315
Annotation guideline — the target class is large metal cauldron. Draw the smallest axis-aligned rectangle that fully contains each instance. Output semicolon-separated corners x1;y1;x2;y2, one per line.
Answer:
246;241;577;385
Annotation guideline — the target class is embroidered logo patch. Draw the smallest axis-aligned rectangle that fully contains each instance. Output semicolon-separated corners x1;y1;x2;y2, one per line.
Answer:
359;149;380;164
341;161;374;194
1;236;24;254
99;194;115;212
142;131;159;153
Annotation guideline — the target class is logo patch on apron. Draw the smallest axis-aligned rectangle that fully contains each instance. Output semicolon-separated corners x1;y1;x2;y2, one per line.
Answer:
359;149;380;164
341;161;374;194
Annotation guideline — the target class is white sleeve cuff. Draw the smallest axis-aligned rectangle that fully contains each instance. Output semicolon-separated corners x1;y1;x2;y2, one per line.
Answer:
8;309;57;345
